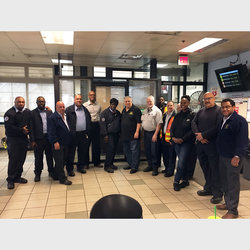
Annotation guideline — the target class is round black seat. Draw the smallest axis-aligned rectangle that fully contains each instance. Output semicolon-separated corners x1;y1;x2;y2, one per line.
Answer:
90;194;143;219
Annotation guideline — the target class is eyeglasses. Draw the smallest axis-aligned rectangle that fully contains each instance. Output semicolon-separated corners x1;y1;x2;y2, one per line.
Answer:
221;105;233;110
203;97;214;101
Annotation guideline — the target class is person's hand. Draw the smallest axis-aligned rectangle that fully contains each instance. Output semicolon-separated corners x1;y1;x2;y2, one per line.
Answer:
152;134;157;142
134;131;139;139
195;132;204;141
23;125;29;135
172;137;183;144
104;136;108;143
31;141;37;149
54;142;60;150
45;106;52;111
231;156;240;167
200;139;209;144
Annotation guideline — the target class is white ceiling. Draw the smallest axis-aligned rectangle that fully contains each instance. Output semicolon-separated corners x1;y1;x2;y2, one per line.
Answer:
1;31;250;68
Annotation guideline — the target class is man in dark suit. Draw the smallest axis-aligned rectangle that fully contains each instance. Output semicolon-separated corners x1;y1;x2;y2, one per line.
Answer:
4;96;31;189
30;96;53;182
65;94;91;175
48;101;72;185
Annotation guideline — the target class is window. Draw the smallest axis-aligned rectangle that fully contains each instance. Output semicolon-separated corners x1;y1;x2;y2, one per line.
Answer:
28;83;55;111
113;70;132;78
0;82;26;122
29;67;53;78
94;66;106;77
0;66;25;77
62;65;73;76
134;71;150;79
59;80;74;108
129;80;156;109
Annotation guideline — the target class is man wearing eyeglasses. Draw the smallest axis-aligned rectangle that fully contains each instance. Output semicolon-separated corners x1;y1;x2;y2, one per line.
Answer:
191;92;223;204
216;98;248;219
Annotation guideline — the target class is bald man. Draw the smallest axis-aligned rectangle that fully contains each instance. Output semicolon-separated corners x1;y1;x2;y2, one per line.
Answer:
47;101;72;185
83;91;103;168
4;96;32;189
191;92;223;204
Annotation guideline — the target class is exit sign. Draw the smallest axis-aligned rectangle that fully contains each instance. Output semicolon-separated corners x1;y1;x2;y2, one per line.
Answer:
178;56;189;65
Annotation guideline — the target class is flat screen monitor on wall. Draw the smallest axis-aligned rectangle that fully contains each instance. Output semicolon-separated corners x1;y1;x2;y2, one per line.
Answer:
215;64;250;92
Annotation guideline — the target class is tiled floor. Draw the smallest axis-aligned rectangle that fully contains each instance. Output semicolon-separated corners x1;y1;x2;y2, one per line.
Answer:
1;150;250;219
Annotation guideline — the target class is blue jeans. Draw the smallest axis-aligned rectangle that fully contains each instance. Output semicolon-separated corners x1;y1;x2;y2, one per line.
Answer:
123;139;140;170
174;142;193;183
144;131;159;170
162;140;176;175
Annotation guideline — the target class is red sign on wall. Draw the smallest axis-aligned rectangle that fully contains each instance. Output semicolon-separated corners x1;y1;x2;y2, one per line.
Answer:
178;56;189;65
235;107;239;114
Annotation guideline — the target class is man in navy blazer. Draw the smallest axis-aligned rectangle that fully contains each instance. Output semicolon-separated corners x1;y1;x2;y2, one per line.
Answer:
216;98;249;219
30;96;53;182
48;101;72;185
65;94;91;176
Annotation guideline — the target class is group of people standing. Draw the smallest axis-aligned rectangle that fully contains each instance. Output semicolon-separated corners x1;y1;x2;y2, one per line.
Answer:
3;90;249;219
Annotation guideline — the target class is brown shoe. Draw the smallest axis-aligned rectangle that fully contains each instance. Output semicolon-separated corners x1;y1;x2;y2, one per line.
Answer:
222;212;238;219
216;203;227;210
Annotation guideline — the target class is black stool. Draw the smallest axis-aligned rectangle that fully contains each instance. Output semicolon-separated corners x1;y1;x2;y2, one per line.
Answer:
90;194;143;219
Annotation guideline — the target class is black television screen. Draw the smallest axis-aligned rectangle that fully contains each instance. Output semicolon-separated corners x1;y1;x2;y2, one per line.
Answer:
215;64;250;93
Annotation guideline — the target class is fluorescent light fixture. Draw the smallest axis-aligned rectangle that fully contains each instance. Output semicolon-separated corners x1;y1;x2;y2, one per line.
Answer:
157;63;168;68
41;31;74;45
178;37;223;53
119;54;143;60
51;59;72;64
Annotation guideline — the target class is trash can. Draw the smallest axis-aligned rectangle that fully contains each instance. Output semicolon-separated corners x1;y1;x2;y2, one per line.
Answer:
90;194;143;219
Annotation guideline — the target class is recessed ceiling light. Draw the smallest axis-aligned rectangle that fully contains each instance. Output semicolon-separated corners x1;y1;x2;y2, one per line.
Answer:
157;63;168;68
51;59;72;64
178;37;223;53
41;31;74;45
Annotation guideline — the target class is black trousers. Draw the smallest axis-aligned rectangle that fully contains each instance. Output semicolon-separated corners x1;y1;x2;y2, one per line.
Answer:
6;137;28;183
162;139;177;175
34;135;53;176
52;144;68;182
219;156;241;215
104;133;119;168
66;131;89;172
196;141;223;198
87;122;101;165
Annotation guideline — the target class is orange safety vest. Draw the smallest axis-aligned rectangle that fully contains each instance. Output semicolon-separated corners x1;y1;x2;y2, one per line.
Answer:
160;115;174;142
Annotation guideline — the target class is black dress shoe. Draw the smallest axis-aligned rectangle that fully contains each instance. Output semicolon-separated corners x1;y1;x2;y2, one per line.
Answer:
60;179;72;185
210;196;223;204
197;189;212;196
111;165;118;170
53;176;59;181
143;166;153;172
161;170;166;173
77;168;86;174
34;175;41;182
123;166;131;170
152;170;158;176
164;173;173;177
68;171;75;177
179;181;189;188
104;167;114;173
94;164;103;168
14;177;28;184
173;183;180;191
130;169;137;174
7;182;14;189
